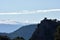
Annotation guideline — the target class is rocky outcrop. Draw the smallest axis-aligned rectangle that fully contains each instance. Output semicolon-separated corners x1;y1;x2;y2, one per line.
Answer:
30;18;60;40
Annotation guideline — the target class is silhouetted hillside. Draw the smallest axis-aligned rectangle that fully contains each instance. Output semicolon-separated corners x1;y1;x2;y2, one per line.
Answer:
8;24;37;40
30;18;60;40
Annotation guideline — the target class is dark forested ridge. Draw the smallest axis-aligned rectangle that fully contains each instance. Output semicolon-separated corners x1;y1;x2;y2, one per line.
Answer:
0;18;60;40
30;18;60;40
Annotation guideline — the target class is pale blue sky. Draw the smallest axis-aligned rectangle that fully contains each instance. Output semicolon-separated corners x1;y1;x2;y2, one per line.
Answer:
0;0;60;33
0;0;60;12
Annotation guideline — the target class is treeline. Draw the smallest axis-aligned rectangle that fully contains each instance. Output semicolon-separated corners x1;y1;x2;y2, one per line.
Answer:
0;35;25;40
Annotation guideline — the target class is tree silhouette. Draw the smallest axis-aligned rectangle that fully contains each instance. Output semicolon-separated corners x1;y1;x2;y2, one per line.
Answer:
13;36;25;40
54;26;60;40
0;35;10;40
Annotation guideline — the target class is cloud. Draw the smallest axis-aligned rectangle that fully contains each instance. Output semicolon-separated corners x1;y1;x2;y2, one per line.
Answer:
36;9;60;13
0;20;19;24
0;19;39;24
19;20;39;24
0;9;60;14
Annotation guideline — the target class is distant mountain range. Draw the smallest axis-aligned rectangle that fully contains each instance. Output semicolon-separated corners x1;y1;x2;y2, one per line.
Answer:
0;23;37;40
8;24;37;40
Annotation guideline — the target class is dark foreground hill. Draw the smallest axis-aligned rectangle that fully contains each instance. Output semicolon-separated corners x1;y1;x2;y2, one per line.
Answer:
30;18;60;40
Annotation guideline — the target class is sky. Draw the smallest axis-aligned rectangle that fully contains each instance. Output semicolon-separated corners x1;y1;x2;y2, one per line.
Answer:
0;0;60;24
0;0;60;33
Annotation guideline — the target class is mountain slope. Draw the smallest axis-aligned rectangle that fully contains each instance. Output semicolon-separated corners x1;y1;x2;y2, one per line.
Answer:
8;24;37;40
30;18;60;40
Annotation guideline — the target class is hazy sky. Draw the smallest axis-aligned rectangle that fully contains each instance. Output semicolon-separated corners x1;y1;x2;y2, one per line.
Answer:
0;0;60;33
0;0;60;12
0;0;60;24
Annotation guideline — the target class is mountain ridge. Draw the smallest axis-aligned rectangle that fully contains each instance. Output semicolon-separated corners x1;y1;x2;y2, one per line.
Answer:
30;18;60;40
8;24;37;40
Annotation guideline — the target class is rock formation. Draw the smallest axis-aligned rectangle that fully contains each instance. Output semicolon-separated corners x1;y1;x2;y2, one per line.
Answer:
30;18;60;40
